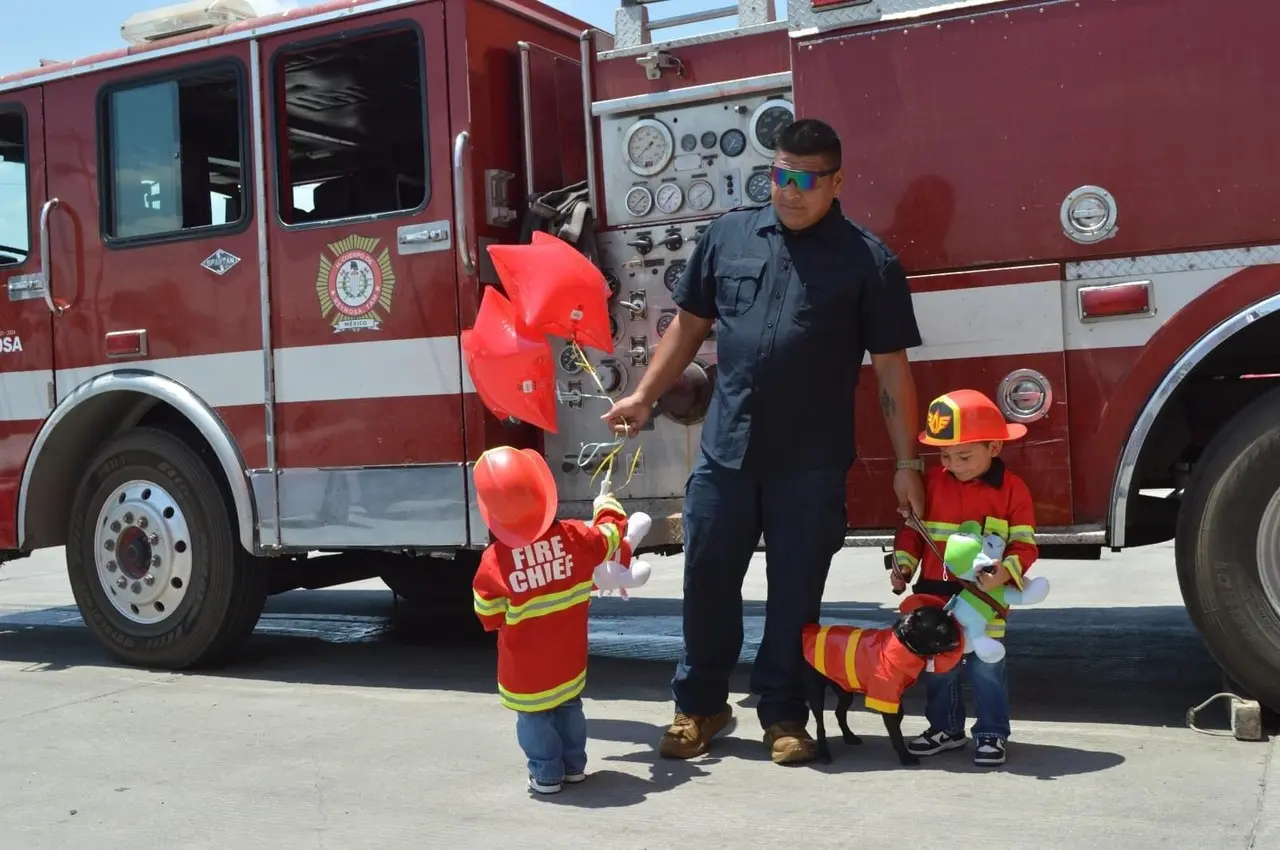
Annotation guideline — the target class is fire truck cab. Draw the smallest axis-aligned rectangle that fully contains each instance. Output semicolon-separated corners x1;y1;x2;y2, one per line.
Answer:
3;0;1280;716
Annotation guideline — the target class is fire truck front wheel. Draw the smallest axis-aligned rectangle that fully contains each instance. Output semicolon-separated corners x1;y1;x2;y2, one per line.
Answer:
65;427;270;670
1176;387;1280;710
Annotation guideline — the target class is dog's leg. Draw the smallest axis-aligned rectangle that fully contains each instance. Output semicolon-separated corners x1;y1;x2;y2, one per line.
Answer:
834;691;863;745
883;705;919;766
803;666;833;763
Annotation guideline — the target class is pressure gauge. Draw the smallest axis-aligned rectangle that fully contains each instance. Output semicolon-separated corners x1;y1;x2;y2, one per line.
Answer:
680;133;698;152
664;260;687;292
624;118;674;176
625;185;654;218
656;312;675;337
749;98;795;158
746;170;772;203
558;346;583;375
719;128;747;158
686;179;715;212
655;182;684;214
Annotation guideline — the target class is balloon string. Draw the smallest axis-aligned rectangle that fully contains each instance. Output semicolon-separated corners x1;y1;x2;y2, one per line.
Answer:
569;340;642;493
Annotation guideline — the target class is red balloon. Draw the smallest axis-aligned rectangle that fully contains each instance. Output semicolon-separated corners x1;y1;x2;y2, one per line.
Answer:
486;231;614;354
461;286;560;433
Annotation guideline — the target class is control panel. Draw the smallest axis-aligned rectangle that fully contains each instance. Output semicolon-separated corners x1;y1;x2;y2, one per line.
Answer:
598;90;795;228
543;222;718;503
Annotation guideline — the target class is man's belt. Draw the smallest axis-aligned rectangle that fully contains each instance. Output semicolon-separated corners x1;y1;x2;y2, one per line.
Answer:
900;512;1012;621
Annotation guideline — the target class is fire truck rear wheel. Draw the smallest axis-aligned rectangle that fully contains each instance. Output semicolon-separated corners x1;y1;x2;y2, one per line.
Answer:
66;427;269;670
1175;387;1280;711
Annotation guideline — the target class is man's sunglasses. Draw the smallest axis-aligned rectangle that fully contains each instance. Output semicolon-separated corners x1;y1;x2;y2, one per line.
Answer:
771;164;838;191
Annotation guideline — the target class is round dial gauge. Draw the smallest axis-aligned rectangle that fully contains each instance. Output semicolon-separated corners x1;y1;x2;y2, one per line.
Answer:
700;131;717;149
656;312;675;337
664;260;687;292
624;118;674;176
655;182;684;214
625;185;653;217
680;133;698;152
604;270;621;300
686;179;715;212
746;170;772;204
719;128;747;157
749;98;796;158
558;346;583;375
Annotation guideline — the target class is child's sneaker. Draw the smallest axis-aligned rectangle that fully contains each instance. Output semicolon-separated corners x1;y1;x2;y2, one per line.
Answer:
973;735;1006;766
563;772;586;784
528;775;563;794
907;728;967;757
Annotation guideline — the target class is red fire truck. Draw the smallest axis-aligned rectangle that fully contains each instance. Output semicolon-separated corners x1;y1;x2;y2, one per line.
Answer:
1;0;1278;710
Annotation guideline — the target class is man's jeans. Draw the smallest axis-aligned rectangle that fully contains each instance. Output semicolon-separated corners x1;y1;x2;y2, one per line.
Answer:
922;654;1011;740
514;697;588;784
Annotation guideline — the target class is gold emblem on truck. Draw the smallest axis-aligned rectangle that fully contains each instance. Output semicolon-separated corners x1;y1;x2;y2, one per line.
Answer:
315;235;397;333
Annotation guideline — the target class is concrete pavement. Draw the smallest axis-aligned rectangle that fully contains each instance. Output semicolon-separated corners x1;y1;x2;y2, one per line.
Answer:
0;542;1274;849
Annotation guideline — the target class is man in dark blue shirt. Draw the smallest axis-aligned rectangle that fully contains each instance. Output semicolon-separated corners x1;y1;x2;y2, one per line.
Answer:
602;119;926;766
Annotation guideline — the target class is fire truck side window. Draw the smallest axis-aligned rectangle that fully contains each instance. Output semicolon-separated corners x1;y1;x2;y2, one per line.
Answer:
0;109;28;267
272;26;429;225
99;64;246;241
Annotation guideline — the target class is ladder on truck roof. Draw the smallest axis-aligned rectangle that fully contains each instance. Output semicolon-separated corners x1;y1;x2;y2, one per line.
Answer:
614;0;778;50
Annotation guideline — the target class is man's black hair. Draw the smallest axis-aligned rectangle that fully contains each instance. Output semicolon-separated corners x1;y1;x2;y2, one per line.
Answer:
775;118;842;169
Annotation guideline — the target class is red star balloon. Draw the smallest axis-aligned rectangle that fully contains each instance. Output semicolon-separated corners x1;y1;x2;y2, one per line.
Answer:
486;231;614;354
461;286;559;433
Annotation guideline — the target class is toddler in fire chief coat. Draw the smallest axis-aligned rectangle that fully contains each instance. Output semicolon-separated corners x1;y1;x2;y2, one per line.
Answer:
889;389;1040;768
470;446;652;795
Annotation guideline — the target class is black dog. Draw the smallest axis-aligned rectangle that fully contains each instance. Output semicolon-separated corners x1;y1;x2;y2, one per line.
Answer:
801;605;963;766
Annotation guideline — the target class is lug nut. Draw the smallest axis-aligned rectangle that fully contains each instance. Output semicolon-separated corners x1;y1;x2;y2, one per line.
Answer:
123;512;134;525
110;521;121;532
137;517;148;529
106;561;118;573
149;534;159;546
144;574;155;586
151;555;161;568
116;577;127;589
131;581;141;594
104;540;115;551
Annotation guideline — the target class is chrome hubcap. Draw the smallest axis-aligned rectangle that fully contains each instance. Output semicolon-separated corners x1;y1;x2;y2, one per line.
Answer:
1253;488;1280;618
94;479;193;625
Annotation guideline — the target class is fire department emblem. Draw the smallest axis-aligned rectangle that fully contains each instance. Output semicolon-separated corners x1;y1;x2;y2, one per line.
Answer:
926;399;957;442
315;235;396;333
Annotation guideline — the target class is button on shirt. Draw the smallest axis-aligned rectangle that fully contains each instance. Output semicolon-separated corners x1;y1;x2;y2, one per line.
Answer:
671;201;922;472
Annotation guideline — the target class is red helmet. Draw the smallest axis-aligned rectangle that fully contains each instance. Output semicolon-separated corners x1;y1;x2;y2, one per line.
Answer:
918;389;1028;447
473;446;558;548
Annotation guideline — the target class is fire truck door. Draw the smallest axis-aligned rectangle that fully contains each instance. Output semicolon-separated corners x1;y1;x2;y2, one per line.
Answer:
0;88;55;549
260;4;468;549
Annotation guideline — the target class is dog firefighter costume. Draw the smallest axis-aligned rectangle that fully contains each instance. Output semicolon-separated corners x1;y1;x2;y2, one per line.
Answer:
891;389;1043;661
938;526;1050;663
800;601;965;717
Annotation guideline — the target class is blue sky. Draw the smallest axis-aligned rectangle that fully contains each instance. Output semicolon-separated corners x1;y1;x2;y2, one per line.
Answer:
0;0;784;252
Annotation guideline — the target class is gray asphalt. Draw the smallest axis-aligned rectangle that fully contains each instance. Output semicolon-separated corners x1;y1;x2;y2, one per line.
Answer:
0;541;1275;849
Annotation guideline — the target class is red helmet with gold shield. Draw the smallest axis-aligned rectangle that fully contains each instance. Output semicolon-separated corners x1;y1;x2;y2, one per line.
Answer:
918;389;1028;447
473;446;558;548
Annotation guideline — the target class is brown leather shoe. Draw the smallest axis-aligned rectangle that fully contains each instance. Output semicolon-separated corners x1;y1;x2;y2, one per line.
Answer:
764;721;817;765
658;705;733;759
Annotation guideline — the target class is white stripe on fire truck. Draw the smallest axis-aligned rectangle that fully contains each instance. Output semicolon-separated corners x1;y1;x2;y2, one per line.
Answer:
0;268;1242;424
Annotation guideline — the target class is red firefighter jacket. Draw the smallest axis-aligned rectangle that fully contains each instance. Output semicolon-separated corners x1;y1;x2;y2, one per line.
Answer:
471;495;630;712
802;623;964;714
892;458;1038;638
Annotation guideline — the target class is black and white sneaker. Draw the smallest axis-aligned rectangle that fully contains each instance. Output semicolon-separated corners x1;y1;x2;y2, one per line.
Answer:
563;772;586;784
907;728;967;757
973;736;1006;767
528;775;563;795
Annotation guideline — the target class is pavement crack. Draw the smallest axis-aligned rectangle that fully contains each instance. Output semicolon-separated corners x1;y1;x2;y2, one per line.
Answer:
1246;738;1276;849
0;677;174;723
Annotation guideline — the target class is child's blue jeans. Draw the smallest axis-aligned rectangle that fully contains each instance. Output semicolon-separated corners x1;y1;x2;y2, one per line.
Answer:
514;697;588;784
922;654;1011;740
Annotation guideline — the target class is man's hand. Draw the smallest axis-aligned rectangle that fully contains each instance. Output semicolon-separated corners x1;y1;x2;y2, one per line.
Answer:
893;468;925;518
977;562;1011;592
601;392;653;438
890;565;909;594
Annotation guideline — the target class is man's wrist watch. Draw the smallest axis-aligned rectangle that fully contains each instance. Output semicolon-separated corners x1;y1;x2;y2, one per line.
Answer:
895;458;924;472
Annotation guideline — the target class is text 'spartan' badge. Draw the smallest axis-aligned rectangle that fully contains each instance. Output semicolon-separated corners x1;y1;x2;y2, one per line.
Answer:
316;235;397;333
201;249;241;276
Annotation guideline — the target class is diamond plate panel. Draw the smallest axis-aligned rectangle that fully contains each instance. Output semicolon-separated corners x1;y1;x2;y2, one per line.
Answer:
1067;244;1280;281
788;0;1012;33
615;5;648;50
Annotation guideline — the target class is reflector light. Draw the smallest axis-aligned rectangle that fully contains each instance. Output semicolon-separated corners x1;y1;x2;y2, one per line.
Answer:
1077;280;1152;322
105;330;148;358
120;0;258;46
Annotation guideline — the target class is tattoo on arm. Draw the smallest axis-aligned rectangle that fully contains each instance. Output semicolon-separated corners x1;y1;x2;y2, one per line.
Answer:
880;387;897;420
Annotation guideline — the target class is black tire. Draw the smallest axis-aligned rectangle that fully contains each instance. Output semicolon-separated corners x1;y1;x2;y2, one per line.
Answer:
66;427;269;670
1175;387;1280;711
